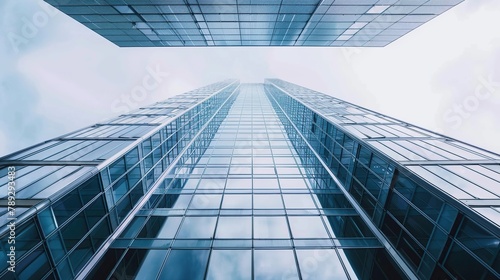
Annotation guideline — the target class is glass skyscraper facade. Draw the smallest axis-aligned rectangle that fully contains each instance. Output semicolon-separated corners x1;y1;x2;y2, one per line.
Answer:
1;80;498;280
43;0;464;47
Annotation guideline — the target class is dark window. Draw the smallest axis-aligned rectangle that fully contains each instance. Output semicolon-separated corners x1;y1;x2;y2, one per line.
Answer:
159;250;210;280
411;186;442;221
404;209;434;246
444;242;492;279
90;217;112;250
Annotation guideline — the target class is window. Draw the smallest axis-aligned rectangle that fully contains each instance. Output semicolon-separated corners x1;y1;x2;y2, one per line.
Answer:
159;250;210;280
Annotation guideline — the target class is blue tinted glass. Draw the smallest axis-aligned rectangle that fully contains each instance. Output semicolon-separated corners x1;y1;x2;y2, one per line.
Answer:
456;218;498;265
254;217;290;238
4;221;41;259
53;190;83;224
90;218;111;249
17;246;51;280
177;217;217;239
444;242;491;279
125;147;139;168
159;250;210;280
69;236;94;272
61;215;88;250
216;217;252;238
135;249;168;279
78;176;101;204
127;166;142;187
221;194;252;209
38;208;56;236
253;194;283;209
296;249;348;280
206;250;251;280
283;194;316;208
48;233;66;263
289;216;330;238
254;250;299;279
109;157;126;182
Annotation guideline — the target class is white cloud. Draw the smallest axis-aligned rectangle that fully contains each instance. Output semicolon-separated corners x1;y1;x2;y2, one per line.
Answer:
0;130;8;157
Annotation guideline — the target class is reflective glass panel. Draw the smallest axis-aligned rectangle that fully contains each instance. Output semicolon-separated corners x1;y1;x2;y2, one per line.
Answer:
206;250;252;280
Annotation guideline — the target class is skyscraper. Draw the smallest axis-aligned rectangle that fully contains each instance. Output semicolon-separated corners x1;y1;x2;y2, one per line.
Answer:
0;80;498;280
43;0;464;47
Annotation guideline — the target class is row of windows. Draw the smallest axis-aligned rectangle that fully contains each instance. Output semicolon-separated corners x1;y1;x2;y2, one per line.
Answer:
266;80;499;279
347;123;432;139
0;82;240;279
93;26;416;37
102;83;239;202
267;85;391;230
370;139;498;162
0;165;94;202
268;79;499;161
407;165;500;200
65;124;158;139
90;84;407;279
58;4;444;20
0;175;110;280
113;41;393;47
5;140;133;162
117;214;375;241
89;248;403;280
385;173;500;279
63;9;439;23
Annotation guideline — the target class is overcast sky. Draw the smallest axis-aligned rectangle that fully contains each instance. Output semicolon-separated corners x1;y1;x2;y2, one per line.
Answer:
0;0;499;157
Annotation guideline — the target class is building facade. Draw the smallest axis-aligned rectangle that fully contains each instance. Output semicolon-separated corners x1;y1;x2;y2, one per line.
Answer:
0;80;499;280
43;0;464;47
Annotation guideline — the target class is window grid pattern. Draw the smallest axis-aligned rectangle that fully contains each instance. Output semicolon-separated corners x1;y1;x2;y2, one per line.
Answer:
87;84;407;280
44;0;464;47
1;79;498;279
0;81;238;279
267;79;500;225
266;79;500;279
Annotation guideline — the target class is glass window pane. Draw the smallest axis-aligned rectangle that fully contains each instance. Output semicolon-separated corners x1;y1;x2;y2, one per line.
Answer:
156;217;183;239
165;194;192;209
216;217;252;238
138;216;165;238
189;194;222;209
254;250;299;280
159;250;210;280
135;249;169;279
206;250;251;280
253;178;279;189
444;242;490;280
296;249;348;280
253;194;283;209
221;194;252;209
289;216;330;238
283;194;316;208
254;217;290;238
226;179;252;189
177;217;217;239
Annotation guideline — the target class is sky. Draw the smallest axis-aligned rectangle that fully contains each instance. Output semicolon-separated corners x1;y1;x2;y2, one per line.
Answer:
0;0;499;157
